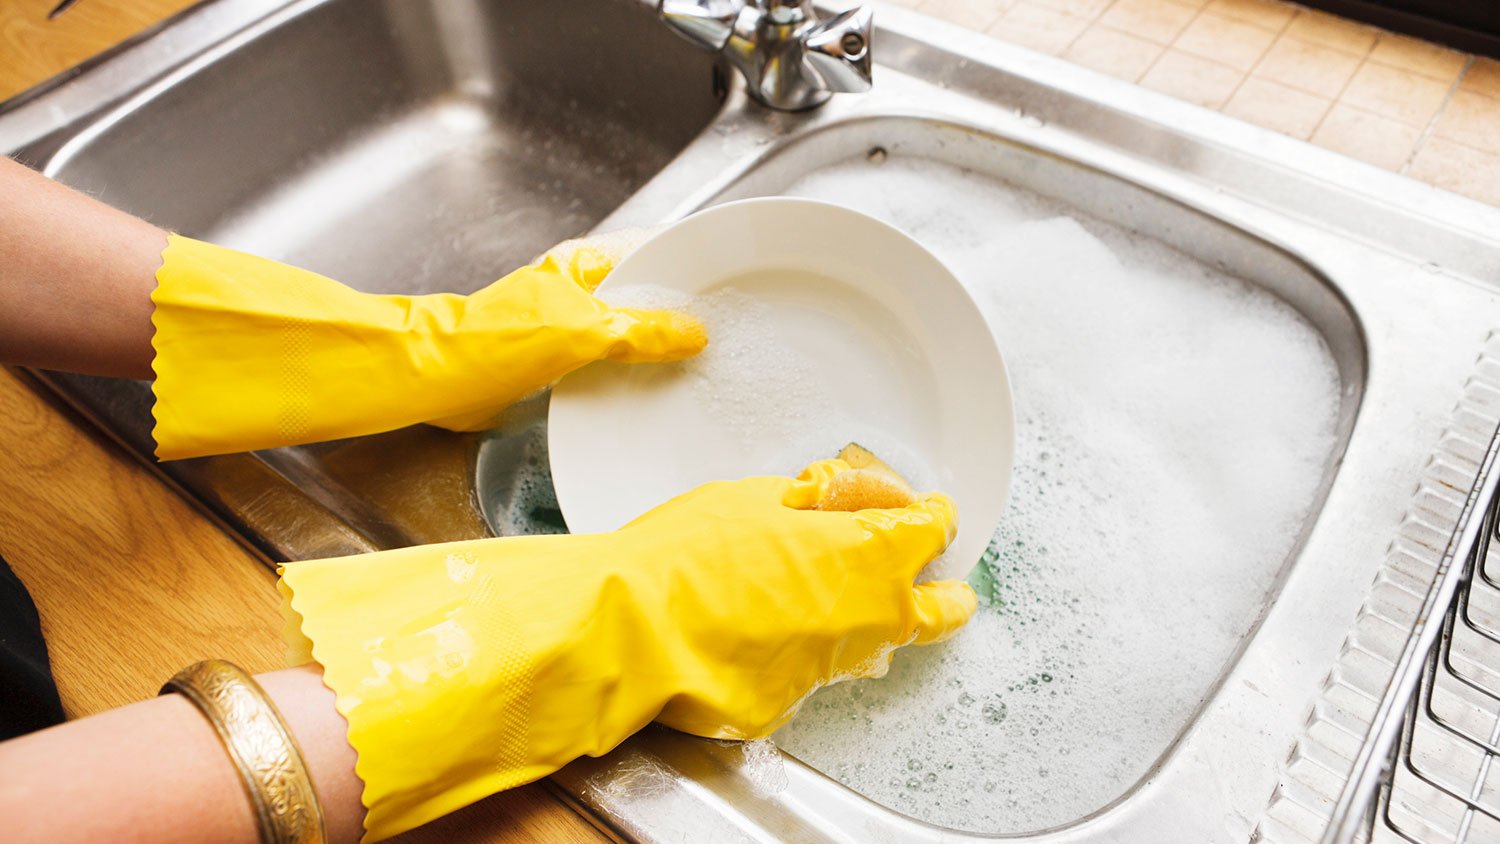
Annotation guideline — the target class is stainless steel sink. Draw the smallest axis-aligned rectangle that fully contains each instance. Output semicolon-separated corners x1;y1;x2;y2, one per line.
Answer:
7;2;1500;842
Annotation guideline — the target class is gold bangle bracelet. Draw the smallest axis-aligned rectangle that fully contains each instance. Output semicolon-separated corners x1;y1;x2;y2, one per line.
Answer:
161;659;328;844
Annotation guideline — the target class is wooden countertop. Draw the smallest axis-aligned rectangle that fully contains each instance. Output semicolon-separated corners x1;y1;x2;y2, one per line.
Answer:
0;3;606;841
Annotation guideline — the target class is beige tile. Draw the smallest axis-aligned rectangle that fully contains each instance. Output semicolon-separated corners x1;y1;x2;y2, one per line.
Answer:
1341;61;1454;127
1431;89;1500;156
1096;0;1200;45
986;2;1092;54
919;0;1013;29
1460;57;1500;100
1222;75;1332;138
1283;9;1378;56
1310;103;1423;170
1368;33;1467;83
1407;136;1500;208
1063;25;1164;81
1173;11;1278;71
881;0;928;7
1139;49;1245;108
1203;0;1295;31
1252;34;1363;98
1028;0;1112;18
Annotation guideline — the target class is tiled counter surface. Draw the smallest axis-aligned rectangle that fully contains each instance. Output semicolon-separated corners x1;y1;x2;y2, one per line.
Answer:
890;0;1500;207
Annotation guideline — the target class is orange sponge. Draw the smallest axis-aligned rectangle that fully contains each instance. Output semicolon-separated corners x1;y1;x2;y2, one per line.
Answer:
816;443;917;511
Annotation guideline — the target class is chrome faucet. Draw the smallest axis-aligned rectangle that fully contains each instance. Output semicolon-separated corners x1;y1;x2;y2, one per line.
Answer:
643;0;874;111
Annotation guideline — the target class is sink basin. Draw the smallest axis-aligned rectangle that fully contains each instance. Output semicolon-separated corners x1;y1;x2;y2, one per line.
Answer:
709;118;1361;833
7;2;1500;842
39;0;724;289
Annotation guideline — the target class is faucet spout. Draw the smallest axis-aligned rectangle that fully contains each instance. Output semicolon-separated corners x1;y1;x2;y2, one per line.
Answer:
647;0;874;111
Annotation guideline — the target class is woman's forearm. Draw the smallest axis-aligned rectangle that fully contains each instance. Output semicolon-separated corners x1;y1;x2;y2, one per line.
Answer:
0;156;163;379
0;664;367;844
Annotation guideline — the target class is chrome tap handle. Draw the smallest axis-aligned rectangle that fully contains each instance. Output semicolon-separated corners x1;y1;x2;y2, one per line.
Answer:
646;0;874;111
803;6;873;94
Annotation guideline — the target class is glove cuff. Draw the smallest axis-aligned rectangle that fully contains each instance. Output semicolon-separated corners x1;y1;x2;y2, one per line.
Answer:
278;534;670;842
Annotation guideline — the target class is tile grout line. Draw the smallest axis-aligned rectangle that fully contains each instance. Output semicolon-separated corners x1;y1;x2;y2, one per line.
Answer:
1216;7;1300;113
1400;56;1474;176
1128;0;1222;89
1128;2;1301;107
1302;31;1380;143
1054;0;1132;61
1242;28;1364;99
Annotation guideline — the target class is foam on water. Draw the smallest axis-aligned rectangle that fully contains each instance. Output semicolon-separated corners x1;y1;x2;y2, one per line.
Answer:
765;157;1343;831
477;399;571;538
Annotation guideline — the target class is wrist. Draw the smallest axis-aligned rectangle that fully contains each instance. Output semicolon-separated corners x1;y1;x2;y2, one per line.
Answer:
256;666;367;844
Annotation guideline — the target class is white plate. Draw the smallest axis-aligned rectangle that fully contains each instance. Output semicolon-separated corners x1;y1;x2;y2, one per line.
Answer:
547;197;1014;581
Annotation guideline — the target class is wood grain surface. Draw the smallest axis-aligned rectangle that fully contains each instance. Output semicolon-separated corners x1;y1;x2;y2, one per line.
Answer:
0;3;608;841
0;368;286;714
0;0;198;100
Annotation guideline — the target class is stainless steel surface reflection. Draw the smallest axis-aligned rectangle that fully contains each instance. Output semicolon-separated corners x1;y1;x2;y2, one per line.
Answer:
6;2;1500;841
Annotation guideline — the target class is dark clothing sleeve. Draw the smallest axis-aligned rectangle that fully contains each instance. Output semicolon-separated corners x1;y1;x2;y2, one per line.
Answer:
0;552;65;739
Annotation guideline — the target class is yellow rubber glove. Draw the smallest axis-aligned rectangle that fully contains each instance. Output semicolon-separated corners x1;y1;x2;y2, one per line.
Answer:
150;231;703;459
279;459;978;842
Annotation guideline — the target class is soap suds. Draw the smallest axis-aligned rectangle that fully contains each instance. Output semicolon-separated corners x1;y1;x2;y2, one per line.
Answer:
741;738;790;797
766;156;1342;832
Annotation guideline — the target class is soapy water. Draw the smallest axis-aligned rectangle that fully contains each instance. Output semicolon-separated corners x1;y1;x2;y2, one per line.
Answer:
765;157;1342;832
480;154;1341;832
